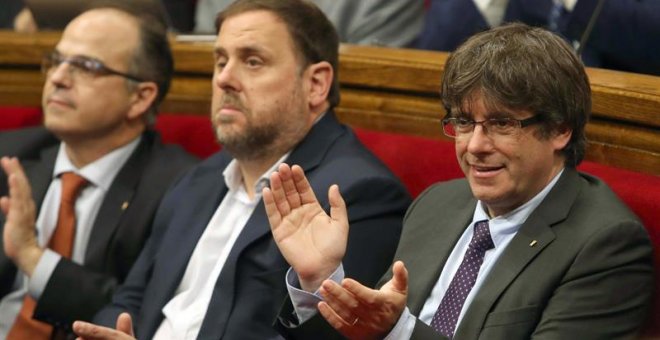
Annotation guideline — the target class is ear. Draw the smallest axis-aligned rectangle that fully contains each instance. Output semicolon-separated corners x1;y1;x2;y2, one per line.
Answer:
305;61;333;113
126;82;158;121
552;125;572;151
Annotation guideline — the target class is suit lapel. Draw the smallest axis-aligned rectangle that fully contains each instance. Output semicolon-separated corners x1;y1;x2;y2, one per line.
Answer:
455;169;581;339
141;155;229;339
84;135;151;266
406;192;476;315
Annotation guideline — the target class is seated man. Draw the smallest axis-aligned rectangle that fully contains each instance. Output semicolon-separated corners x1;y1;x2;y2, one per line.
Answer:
268;23;654;339
72;0;411;339
0;3;196;340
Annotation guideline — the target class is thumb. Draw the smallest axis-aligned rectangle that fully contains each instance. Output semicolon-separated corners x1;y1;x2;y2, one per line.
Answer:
391;261;408;293
116;313;135;336
328;184;347;226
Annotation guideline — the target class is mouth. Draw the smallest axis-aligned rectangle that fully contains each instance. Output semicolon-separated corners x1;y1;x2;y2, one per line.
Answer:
470;163;505;178
45;96;74;109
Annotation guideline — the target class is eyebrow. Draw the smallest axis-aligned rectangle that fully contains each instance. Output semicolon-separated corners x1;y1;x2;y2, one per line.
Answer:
214;44;270;60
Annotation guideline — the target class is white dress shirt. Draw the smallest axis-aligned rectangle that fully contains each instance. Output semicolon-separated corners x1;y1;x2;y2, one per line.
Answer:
0;138;140;338
153;154;288;340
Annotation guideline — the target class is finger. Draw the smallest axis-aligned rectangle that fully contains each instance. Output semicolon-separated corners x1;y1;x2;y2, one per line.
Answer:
341;278;380;303
290;165;318;205
391;261;409;293
318;300;353;332
319;280;359;321
278;163;302;209
73;320;111;339
328;185;347;226
116;313;134;336
262;187;282;229
0;196;9;215
268;170;291;217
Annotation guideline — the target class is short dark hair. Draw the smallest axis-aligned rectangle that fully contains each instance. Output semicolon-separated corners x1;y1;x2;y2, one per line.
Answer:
441;23;591;167
85;0;174;124
215;0;340;109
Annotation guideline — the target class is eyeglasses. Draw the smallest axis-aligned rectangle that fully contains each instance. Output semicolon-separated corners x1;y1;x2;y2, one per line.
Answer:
441;115;543;139
41;51;145;82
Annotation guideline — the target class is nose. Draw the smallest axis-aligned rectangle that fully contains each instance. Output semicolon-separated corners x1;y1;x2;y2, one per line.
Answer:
214;61;241;93
47;62;74;88
466;124;495;154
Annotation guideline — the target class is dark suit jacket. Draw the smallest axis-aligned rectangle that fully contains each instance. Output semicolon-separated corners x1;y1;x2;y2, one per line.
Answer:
0;126;197;332
94;112;411;339
278;168;654;339
416;0;660;76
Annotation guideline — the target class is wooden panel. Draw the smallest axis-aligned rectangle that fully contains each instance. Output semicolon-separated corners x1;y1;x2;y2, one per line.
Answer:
0;30;658;175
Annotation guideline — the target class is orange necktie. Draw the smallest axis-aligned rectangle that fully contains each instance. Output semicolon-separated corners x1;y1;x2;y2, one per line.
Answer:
7;172;88;340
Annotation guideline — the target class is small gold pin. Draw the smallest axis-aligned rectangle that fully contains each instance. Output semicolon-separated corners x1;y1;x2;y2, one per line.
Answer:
121;201;129;210
529;240;538;247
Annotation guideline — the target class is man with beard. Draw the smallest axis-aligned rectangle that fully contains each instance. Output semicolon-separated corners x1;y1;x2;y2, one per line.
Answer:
74;0;411;339
0;3;196;340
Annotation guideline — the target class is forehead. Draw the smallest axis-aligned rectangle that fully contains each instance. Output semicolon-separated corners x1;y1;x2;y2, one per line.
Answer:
57;9;139;63
454;91;531;119
215;10;296;57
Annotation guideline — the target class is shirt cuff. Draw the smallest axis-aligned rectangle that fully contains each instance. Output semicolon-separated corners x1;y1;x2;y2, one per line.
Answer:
563;0;578;11
286;264;344;324
28;249;60;300
383;307;415;340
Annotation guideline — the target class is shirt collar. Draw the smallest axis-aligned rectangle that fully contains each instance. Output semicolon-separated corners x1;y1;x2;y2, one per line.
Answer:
53;137;141;191
222;152;291;195
474;168;565;248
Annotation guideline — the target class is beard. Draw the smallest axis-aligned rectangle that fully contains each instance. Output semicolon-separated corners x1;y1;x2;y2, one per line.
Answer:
212;91;306;161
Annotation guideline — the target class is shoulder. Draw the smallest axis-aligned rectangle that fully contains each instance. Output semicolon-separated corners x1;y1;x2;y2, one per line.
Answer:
0;126;59;159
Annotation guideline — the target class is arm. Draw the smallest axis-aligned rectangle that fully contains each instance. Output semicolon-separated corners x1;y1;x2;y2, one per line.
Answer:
265;164;412;339
531;220;654;338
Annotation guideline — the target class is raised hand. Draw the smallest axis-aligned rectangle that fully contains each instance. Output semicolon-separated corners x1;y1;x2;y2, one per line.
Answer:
263;163;348;292
0;156;42;276
73;312;135;340
317;261;409;339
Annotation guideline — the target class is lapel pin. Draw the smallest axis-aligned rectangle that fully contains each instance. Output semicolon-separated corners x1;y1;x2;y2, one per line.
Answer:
121;201;129;210
529;240;538;247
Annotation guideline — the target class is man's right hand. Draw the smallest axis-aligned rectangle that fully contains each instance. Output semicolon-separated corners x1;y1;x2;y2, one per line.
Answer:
73;312;135;340
1;156;43;276
317;261;410;340
263;163;348;292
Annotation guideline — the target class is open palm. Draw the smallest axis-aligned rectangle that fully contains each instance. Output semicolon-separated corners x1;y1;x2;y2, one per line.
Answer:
263;164;348;292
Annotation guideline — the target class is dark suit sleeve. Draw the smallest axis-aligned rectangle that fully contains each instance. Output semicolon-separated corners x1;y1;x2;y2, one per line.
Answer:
275;174;410;339
92;172;186;328
530;220;653;338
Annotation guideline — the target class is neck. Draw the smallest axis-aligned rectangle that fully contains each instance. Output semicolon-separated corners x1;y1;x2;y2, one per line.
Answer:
63;129;143;168
236;153;284;199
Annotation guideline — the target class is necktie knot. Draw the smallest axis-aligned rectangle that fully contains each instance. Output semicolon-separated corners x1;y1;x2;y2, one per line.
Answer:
469;220;494;252
60;172;88;204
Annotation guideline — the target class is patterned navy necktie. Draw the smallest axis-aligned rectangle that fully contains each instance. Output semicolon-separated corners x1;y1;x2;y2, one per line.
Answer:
430;220;494;338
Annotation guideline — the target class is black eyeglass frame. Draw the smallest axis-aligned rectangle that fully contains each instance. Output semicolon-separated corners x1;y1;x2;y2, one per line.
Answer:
41;51;145;82
441;113;544;139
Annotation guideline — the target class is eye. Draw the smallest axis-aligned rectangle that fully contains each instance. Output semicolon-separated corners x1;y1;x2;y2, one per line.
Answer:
454;118;473;128
245;57;263;68
490;119;516;129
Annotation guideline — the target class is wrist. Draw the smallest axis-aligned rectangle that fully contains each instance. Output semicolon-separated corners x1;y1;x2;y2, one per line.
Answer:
16;245;44;277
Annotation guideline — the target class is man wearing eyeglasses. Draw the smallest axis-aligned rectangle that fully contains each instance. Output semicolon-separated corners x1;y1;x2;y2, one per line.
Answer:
266;23;654;339
0;3;196;339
